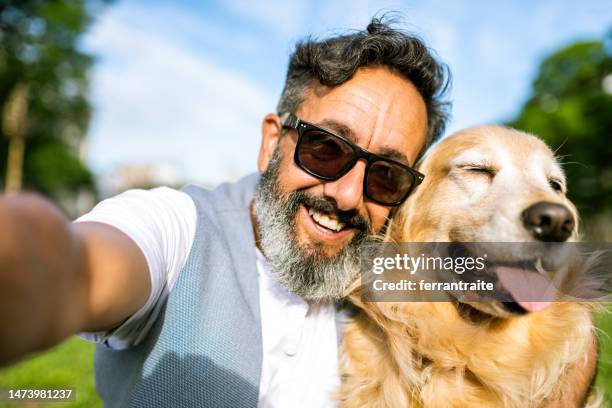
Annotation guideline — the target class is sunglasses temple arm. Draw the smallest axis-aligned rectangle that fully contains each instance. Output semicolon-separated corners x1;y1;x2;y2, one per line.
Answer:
279;112;300;129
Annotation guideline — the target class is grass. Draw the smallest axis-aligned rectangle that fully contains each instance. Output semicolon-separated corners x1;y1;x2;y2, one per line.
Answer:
0;312;610;407
0;338;101;408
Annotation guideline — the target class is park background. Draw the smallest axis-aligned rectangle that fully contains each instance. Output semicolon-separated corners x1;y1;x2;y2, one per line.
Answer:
0;0;610;406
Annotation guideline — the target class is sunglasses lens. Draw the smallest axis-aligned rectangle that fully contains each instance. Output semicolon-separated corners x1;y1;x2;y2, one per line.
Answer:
366;160;415;204
297;129;355;178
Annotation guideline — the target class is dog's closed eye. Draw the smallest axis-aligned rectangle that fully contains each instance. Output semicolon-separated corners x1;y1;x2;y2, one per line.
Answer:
457;163;497;179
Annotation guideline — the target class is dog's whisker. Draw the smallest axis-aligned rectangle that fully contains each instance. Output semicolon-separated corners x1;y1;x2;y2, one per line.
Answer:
552;138;569;155
558;160;589;169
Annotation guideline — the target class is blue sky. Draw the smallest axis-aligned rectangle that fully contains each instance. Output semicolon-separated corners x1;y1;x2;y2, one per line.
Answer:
81;0;611;185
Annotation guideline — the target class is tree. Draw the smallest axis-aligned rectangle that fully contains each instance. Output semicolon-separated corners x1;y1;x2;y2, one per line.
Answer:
508;32;612;220
0;0;107;206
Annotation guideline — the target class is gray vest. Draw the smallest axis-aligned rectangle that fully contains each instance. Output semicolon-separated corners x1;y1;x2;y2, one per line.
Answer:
94;174;264;407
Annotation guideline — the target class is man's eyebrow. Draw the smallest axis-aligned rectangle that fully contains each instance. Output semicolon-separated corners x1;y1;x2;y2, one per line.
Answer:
376;147;409;166
317;119;359;144
315;119;410;165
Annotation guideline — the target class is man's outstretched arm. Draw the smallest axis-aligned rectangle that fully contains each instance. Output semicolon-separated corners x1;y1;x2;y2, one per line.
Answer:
0;193;150;366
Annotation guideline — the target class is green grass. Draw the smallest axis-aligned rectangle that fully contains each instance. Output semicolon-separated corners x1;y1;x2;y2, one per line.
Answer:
0;313;610;407
0;337;101;408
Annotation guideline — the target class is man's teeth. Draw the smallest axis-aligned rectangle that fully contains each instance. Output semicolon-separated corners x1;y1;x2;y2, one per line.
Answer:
308;207;346;232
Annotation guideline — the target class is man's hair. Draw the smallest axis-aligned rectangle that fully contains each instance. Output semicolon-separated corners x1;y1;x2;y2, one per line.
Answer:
277;16;451;156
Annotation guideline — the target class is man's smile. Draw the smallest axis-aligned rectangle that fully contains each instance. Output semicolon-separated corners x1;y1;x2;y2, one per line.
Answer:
308;206;345;231
299;204;355;244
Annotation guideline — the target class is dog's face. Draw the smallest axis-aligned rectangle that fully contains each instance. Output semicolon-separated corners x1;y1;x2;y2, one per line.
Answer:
392;126;579;318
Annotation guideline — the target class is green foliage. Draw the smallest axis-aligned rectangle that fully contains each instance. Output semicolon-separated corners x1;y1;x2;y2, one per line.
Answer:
0;0;107;201
24;139;93;196
508;35;612;218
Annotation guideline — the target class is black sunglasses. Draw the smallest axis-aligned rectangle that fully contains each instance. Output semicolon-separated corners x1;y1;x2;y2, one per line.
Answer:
280;113;424;206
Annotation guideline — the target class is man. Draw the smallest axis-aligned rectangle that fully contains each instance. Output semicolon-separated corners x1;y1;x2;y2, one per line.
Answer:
0;17;597;407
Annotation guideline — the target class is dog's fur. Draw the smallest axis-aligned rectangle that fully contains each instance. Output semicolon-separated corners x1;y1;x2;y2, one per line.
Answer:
339;126;601;407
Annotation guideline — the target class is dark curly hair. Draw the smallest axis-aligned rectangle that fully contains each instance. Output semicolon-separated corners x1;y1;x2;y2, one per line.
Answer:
277;16;451;156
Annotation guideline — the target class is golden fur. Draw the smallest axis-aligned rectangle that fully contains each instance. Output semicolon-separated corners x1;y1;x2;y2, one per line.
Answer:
339;126;601;408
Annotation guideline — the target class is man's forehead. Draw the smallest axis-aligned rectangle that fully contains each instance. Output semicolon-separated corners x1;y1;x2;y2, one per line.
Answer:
296;67;428;163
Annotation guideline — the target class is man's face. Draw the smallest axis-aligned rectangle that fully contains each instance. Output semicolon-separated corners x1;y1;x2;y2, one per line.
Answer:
254;67;428;300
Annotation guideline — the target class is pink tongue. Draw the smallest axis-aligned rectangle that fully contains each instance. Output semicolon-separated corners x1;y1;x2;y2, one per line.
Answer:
495;266;555;312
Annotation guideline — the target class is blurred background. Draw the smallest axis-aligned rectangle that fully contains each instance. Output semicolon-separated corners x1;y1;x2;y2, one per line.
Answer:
0;0;610;406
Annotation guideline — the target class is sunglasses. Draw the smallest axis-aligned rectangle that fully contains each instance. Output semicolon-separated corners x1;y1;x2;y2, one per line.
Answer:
280;113;424;206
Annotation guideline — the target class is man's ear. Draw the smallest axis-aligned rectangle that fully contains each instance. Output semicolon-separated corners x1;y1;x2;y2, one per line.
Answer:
258;113;283;173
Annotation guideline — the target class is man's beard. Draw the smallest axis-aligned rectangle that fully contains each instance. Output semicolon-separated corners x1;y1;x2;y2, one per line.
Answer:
253;149;374;301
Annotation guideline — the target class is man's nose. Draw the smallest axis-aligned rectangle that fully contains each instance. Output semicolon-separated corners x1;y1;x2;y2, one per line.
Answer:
323;161;366;211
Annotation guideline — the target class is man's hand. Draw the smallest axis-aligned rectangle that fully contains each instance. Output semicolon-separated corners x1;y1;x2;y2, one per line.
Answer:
0;193;150;366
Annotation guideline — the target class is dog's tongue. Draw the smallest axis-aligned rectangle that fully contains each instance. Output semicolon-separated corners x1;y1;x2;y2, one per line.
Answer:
495;266;555;312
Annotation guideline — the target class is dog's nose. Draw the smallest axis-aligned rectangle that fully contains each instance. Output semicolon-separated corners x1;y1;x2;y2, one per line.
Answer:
522;201;575;242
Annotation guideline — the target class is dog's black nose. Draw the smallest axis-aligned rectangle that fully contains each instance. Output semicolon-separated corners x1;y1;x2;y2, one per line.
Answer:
522;201;575;242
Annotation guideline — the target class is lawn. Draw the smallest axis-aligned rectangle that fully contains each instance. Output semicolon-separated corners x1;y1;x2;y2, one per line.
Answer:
595;309;612;404
0;311;610;407
0;338;100;408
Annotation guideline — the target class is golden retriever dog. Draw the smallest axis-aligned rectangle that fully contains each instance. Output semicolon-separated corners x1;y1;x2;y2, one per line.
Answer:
339;126;601;408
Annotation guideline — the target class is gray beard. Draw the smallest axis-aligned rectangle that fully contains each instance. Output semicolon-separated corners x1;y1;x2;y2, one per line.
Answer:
253;149;373;301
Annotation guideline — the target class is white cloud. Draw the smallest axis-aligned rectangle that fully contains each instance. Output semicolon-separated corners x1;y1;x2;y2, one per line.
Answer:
83;2;276;185
223;0;310;37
